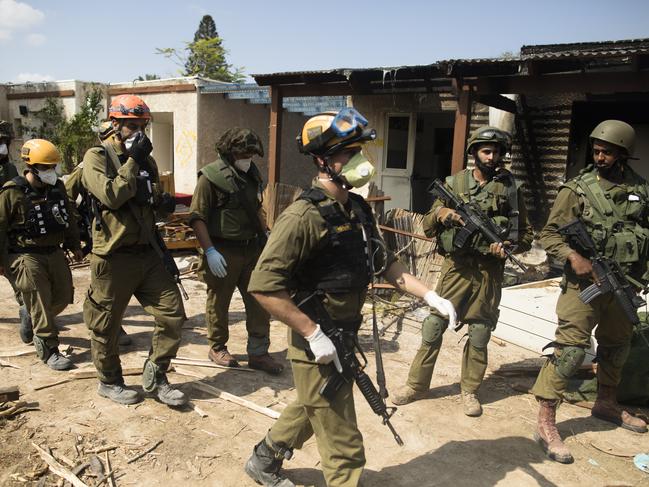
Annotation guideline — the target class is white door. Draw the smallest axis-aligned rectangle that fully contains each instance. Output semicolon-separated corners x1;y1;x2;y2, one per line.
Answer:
381;113;415;211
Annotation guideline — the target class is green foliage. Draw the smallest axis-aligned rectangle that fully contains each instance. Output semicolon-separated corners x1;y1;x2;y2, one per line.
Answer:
25;85;104;173
194;15;217;41
137;74;161;81
156;14;244;83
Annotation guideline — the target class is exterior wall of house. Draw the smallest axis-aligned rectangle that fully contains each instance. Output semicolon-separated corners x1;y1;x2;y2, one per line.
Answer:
197;93;310;189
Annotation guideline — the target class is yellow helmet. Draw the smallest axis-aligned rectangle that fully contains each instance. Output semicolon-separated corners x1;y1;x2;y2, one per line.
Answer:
297;108;376;156
21;139;61;166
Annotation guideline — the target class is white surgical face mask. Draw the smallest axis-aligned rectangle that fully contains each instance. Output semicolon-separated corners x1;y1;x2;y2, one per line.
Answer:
234;158;252;172
36;168;58;186
124;131;142;150
0;143;8;156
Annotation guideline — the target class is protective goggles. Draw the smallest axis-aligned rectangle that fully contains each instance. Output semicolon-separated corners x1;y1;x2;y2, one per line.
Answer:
114;103;150;117
475;129;511;147
301;108;371;155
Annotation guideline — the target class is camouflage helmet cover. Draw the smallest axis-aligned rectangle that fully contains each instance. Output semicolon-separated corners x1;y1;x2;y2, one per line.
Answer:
215;128;264;159
0;120;14;139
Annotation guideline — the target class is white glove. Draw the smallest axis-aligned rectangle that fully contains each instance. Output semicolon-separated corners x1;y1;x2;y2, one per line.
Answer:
305;324;342;373
205;246;228;278
424;290;457;329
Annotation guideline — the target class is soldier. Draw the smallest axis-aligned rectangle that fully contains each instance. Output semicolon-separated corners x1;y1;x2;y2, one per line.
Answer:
82;94;186;406
243;108;456;487
0;120;33;341
189;128;282;374
64;122;131;346
0;139;82;370
392;126;533;416
531;120;648;464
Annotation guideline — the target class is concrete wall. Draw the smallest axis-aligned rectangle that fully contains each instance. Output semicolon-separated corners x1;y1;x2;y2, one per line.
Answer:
197;93;309;189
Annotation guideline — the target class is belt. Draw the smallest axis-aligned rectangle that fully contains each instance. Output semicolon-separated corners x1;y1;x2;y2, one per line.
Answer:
9;245;59;255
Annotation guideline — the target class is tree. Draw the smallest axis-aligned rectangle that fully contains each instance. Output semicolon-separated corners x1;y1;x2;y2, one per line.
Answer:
156;14;244;83
25;85;104;173
137;74;161;81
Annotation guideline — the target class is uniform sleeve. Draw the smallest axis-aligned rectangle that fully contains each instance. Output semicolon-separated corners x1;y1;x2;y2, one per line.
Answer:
248;202;324;293
539;187;582;263
188;175;216;225
514;186;534;253
81;147;138;210
60;181;81;251
64;167;83;225
0;188;13;258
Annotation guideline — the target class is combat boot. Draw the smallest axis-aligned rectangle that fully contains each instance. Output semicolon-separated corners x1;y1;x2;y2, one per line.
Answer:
98;381;141;405
461;390;482;417
591;384;647;433
45;349;73;371
18;305;33;344
391;385;427;405
244;437;295;487
248;354;284;375
208;347;240;367
534;399;573;464
142;359;188;407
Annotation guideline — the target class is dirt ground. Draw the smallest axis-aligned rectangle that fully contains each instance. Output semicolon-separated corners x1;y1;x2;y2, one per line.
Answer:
1;266;648;487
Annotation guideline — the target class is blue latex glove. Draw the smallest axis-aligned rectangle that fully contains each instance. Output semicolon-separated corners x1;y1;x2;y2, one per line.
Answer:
205;246;227;278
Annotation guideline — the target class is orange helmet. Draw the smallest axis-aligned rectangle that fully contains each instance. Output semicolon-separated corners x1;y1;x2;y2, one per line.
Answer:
109;94;151;119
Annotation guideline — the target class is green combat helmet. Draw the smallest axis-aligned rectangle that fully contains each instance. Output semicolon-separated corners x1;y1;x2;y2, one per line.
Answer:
215;127;264;160
0;120;15;140
466;126;512;154
590;120;636;156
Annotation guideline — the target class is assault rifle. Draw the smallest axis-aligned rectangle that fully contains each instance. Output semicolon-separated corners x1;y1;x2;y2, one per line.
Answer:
428;179;527;272
558;218;645;325
295;292;403;446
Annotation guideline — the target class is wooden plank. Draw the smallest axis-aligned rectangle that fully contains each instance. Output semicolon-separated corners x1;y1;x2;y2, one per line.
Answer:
0;385;20;402
476;94;517;114
164;239;199;250
7;90;75;100
450;82;471;175
378;224;433;242
268;86;283;186
32;443;89;487
174;367;281;419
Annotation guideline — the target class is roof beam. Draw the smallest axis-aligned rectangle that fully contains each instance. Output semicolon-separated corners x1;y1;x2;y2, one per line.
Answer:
475;71;649;95
476;94;517;113
451;82;472;174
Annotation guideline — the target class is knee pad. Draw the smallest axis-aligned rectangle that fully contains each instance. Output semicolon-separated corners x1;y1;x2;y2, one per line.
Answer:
421;313;447;346
467;323;492;350
553;345;586;379
596;345;630;369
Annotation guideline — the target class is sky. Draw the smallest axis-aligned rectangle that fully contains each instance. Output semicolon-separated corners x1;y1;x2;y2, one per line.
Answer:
1;0;648;84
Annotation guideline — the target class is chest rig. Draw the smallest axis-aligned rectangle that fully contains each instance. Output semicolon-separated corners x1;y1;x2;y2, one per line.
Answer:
296;188;374;294
12;176;69;237
438;169;519;254
565;165;649;274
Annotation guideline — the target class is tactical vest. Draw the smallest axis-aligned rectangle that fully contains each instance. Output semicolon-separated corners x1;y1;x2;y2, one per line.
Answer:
199;158;262;240
10;176;69;238
563;165;649;275
294;188;374;294
437;169;519;255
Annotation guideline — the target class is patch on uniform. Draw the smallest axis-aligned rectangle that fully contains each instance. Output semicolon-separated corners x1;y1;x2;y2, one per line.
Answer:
334;223;352;233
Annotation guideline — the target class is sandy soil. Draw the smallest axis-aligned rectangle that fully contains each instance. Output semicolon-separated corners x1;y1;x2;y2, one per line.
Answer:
1;266;647;487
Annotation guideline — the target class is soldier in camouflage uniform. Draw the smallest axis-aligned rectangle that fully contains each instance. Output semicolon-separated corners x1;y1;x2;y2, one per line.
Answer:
243;109;456;487
0;139;83;370
392;126;533;416
82;95;186;406
189;128;283;374
531;120;648;464
0;120;33;341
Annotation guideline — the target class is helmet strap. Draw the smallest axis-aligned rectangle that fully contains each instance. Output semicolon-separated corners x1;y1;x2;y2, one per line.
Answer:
318;156;350;190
